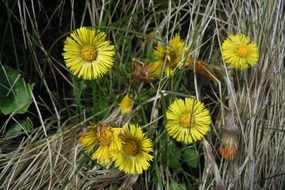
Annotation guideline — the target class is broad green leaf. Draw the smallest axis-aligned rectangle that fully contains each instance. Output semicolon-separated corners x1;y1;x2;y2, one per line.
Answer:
167;139;181;169
0;65;34;115
182;147;199;168
5;119;33;137
168;181;186;190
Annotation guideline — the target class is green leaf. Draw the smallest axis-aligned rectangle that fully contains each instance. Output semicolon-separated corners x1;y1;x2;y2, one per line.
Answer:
182;147;199;168
152;158;164;189
0;65;34;115
168;181;186;190
167;139;181;169
5;118;33;137
145;37;156;61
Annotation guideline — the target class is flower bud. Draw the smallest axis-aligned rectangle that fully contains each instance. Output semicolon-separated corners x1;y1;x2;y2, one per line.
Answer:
219;128;238;160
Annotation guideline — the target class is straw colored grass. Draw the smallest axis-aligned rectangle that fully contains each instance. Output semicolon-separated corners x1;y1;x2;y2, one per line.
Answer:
0;0;284;189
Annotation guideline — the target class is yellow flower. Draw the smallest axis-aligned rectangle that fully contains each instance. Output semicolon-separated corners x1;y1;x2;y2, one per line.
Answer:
222;34;259;70
150;34;187;77
219;128;238;160
63;27;115;80
79;123;121;165
119;95;133;114
111;124;153;174
166;98;211;144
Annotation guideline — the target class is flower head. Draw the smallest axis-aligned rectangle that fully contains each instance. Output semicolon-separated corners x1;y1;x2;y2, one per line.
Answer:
119;94;134;114
219;128;238;160
166;98;211;144
187;58;217;85
131;60;154;83
63;27;115;80
150;34;187;77
79;123;121;165
221;34;259;70
111;124;153;174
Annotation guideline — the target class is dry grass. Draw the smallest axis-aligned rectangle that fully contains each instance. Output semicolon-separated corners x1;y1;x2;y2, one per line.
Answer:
0;0;284;189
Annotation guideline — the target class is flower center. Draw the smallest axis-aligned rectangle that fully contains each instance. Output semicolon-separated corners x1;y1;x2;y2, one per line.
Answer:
122;140;139;156
180;113;195;128
97;129;112;146
236;44;250;58
81;46;97;61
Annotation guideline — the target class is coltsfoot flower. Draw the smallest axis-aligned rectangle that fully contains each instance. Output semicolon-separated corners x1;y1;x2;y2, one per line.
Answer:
131;60;154;83
221;34;259;70
166;98;211;144
219;128;238;160
111;124;153;174
150;34;188;77
119;94;134;114
79;123;121;165
187;58;217;85
63;27;115;80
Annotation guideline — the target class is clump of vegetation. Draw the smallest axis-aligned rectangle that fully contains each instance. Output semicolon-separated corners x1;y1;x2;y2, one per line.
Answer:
0;0;284;189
